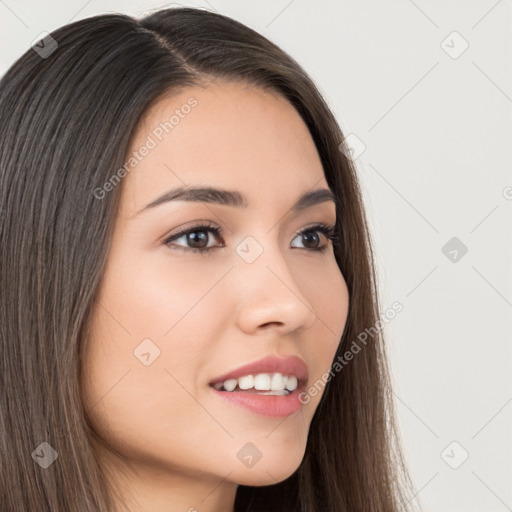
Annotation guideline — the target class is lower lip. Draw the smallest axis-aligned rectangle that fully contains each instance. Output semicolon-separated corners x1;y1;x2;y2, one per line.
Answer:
209;386;305;417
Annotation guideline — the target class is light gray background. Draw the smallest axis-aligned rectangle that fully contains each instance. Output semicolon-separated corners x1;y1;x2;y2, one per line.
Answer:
1;1;511;511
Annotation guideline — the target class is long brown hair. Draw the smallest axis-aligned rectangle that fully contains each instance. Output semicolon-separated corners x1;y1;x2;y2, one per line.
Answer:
0;7;417;511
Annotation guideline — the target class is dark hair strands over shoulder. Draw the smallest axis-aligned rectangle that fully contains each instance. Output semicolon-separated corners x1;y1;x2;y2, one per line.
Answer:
0;6;418;512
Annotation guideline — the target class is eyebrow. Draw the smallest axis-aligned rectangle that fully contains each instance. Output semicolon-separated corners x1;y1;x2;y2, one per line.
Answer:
135;186;338;216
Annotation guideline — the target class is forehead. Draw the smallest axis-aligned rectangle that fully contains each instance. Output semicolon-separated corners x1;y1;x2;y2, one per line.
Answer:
119;80;330;217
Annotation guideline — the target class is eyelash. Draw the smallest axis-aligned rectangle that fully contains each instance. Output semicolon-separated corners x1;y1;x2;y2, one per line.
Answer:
163;222;338;255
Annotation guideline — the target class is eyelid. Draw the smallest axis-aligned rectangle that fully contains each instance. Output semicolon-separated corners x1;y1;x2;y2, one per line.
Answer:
163;221;223;248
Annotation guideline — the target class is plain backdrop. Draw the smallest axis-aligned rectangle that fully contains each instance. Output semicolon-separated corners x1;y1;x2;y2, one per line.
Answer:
1;1;511;511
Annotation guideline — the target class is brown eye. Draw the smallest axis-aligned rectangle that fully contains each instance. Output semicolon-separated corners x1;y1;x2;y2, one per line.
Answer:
290;224;337;252
300;231;321;249
184;230;209;249
163;223;224;254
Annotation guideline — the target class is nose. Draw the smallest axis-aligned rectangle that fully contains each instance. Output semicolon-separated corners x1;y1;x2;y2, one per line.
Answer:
233;242;317;335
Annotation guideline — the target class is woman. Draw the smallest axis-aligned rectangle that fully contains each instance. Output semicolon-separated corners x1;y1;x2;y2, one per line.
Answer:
0;6;417;512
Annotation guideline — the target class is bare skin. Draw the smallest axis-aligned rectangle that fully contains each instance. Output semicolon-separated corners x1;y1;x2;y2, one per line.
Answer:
82;80;350;512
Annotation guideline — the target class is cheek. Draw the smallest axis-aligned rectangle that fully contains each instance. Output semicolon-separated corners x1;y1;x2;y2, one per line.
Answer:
301;262;349;402
81;310;221;469
80;258;220;460
304;257;349;337
104;252;223;337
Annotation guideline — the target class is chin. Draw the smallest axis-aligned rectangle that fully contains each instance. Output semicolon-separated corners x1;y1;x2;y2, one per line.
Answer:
232;455;303;487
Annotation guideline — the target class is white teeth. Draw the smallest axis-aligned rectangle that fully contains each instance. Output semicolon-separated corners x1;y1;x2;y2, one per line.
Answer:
254;373;271;390
223;379;237;392
238;375;254;390
212;372;300;393
271;373;286;390
285;375;298;391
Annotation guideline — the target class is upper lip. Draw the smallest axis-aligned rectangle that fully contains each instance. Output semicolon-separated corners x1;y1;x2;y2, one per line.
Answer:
209;355;308;386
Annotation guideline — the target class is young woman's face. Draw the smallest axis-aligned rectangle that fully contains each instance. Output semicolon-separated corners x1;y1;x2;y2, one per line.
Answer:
83;80;349;503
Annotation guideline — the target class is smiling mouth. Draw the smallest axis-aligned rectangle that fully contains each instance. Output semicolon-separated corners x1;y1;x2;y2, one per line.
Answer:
210;372;305;396
208;376;306;417
208;371;303;395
